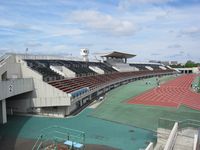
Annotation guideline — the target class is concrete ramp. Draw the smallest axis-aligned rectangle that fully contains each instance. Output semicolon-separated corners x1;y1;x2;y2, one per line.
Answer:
0;78;34;101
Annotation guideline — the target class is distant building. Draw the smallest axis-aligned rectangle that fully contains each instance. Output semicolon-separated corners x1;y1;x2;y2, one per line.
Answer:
161;61;170;66
171;61;178;65
149;60;161;63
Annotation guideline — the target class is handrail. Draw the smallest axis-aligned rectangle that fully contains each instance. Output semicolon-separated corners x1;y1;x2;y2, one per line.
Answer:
0;54;9;65
32;135;43;150
0;55;10;68
41;125;85;135
159;118;200;131
32;125;85;150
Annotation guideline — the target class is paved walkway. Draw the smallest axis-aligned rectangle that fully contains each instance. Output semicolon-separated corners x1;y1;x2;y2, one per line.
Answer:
0;109;154;150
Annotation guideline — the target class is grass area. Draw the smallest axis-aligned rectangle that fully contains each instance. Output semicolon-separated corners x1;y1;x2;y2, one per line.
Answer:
91;75;200;131
0;109;155;150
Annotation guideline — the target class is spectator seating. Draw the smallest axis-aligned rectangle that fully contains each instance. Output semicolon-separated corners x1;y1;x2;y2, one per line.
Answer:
25;59;175;96
129;63;167;71
25;60;64;82
48;69;173;95
24;59;117;79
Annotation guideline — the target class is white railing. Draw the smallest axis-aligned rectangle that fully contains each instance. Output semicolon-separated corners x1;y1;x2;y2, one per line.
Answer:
0;54;10;68
164;122;178;150
145;142;154;150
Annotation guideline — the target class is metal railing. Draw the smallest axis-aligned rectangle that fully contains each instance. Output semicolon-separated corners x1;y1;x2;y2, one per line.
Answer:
158;118;200;131
32;125;85;150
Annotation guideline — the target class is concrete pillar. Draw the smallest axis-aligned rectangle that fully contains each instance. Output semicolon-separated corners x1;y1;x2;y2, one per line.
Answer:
80;99;83;106
89;95;92;101
0;99;7;124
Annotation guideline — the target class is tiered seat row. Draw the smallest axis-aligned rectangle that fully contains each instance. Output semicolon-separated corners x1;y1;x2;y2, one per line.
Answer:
25;60;64;82
129;63;165;71
24;59;117;78
129;64;148;70
89;62;117;73
58;60;96;77
48;70;173;94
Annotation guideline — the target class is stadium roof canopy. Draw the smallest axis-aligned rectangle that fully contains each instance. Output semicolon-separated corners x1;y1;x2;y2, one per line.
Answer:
101;51;136;59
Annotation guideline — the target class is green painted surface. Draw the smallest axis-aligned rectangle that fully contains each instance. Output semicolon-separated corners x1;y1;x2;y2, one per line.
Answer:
92;75;200;131
192;75;200;92
0;109;156;150
1;75;200;150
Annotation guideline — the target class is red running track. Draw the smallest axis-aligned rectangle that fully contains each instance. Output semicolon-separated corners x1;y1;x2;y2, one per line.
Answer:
128;74;200;110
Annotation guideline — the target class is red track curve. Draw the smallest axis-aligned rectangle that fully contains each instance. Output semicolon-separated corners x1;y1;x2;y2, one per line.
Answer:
128;74;200;110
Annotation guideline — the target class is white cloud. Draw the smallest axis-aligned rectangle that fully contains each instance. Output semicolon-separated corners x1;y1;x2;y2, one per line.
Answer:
0;0;199;62
0;18;41;33
71;10;137;36
180;27;200;36
168;44;182;49
0;17;84;39
122;0;172;4
24;42;42;48
51;45;69;51
24;43;72;55
118;0;173;10
49;28;85;37
0;19;13;27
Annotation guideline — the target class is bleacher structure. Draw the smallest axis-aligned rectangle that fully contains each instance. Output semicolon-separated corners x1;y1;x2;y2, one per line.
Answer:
0;51;177;124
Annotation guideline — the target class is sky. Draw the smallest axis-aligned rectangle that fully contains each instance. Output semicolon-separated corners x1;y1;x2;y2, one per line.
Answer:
0;0;200;62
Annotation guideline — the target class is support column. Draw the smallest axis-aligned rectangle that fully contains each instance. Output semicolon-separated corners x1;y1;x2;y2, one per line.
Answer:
0;99;7;124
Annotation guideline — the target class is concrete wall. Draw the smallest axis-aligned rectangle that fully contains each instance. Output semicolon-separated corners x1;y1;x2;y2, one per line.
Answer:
0;78;34;100
0;54;71;114
67;103;77;115
159;66;167;70
145;66;153;71
61;66;76;78
112;63;136;72
31;78;71;107
89;66;104;74
6;93;32;113
39;107;68;117
19;58;71;107
20;59;43;80
50;65;65;77
0;55;22;80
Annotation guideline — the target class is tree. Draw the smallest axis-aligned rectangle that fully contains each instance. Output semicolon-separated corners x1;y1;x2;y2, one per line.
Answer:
185;60;197;68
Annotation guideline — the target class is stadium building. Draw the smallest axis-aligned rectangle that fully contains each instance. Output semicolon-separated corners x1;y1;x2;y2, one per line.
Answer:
0;50;200;150
0;50;175;123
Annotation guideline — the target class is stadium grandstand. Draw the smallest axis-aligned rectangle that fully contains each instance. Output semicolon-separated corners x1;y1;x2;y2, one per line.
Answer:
0;50;200;150
0;51;175;121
